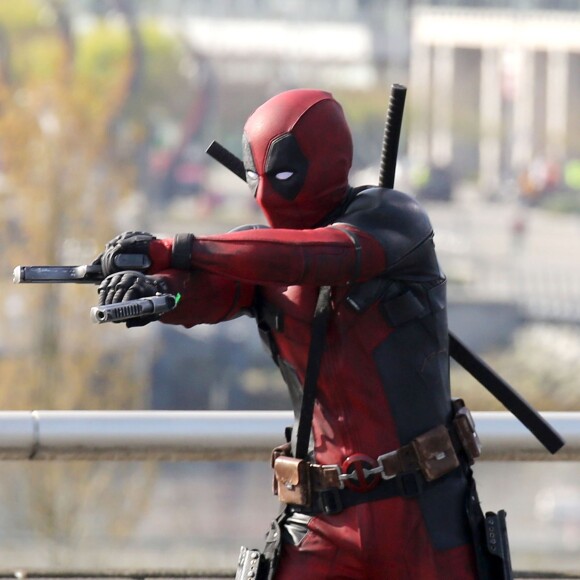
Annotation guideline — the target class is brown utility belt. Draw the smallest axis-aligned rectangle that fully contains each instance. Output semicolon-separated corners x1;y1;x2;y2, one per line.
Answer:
272;399;481;511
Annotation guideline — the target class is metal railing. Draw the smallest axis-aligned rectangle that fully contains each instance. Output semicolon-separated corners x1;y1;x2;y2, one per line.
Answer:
0;410;577;461
0;571;575;580
0;573;231;579
1;411;578;580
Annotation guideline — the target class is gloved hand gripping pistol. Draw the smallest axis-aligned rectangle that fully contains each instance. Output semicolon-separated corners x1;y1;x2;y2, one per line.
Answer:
13;247;177;325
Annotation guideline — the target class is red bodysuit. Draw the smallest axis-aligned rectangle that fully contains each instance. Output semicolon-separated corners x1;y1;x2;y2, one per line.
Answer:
148;90;479;579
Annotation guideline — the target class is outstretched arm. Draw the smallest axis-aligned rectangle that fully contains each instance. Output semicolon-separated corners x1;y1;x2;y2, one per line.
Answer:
95;189;435;288
167;226;387;287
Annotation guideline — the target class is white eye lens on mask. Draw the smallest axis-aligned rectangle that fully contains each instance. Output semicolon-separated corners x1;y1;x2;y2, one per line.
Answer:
246;170;258;180
275;171;294;181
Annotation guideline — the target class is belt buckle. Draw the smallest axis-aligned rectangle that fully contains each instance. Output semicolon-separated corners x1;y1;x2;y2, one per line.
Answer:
396;470;423;498
340;453;382;492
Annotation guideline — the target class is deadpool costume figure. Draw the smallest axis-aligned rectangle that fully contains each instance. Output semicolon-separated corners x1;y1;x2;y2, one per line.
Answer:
95;89;487;579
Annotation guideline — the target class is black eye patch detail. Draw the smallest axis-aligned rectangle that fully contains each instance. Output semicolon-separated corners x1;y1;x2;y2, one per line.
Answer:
265;133;308;201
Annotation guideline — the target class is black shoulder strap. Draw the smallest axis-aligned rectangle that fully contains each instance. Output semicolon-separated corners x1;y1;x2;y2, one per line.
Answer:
294;286;332;460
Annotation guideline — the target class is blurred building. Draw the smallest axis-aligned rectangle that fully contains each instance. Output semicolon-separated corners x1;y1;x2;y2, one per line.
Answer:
137;0;580;198
139;0;409;90
409;4;580;195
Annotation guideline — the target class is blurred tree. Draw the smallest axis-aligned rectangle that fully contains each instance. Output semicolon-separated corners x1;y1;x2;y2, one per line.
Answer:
0;0;195;566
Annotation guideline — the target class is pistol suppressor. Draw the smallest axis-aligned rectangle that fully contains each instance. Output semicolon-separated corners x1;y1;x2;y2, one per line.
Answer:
90;294;177;324
13;265;104;284
13;256;151;285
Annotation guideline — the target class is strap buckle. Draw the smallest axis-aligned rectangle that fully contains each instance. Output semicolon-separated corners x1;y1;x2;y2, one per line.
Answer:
321;464;346;490
318;488;343;515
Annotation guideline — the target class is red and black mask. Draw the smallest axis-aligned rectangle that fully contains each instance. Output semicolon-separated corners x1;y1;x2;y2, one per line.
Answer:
243;89;353;229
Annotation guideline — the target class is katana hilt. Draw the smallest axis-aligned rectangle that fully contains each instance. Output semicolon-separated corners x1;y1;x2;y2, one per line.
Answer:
378;83;407;190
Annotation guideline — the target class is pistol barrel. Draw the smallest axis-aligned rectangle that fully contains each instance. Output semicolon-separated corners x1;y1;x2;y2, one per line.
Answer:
90;294;177;324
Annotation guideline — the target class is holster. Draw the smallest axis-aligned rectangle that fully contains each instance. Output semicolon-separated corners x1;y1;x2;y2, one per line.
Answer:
234;511;287;580
466;475;514;580
484;510;513;578
234;547;263;580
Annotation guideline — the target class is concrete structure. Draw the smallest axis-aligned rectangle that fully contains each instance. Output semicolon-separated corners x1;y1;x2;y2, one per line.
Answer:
409;6;580;193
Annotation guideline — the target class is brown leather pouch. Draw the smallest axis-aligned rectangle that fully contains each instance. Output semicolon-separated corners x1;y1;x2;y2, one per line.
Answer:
452;399;482;464
412;424;460;482
273;456;311;507
271;442;292;496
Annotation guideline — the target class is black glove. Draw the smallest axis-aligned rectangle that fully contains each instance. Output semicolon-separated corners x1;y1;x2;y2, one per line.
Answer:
97;271;170;327
94;231;156;277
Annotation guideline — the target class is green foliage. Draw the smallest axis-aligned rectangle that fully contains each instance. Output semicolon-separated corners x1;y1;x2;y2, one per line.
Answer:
0;0;49;30
14;34;64;82
0;5;190;119
0;2;60;83
76;19;189;110
76;22;133;83
0;3;176;558
140;22;187;91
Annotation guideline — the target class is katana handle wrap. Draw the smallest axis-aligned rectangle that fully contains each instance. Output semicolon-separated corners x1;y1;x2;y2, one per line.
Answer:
378;84;407;190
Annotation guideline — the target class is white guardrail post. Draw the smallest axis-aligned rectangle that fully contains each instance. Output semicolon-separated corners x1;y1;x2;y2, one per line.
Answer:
0;411;577;461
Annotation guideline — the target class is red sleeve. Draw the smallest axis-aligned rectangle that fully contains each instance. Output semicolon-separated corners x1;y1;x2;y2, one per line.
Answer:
156;268;255;328
176;226;386;286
